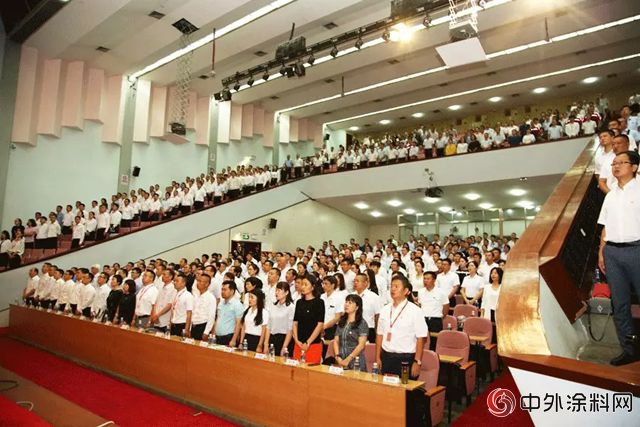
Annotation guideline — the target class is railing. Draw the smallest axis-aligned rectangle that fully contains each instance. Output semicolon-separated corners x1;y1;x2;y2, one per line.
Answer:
498;139;640;395
2;135;584;273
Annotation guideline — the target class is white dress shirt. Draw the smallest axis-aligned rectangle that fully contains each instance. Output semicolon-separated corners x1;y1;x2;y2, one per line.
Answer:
97;213;110;229
243;307;269;336
353;289;382;329
461;273;484;299
91;283;111;314
321;290;345;324
171;289;194;324
377;300;429;353
481;284;501;319
418;287;448;318
192;291;217;334
78;283;96;310
46;221;60;238
435;271;460;296
135;284;159;316
598;178;640;243
268;302;295;335
341;270;356;293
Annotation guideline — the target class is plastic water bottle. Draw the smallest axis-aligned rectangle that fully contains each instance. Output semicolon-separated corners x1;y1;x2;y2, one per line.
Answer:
283;348;289;359
594;268;601;284
164;330;171;340
208;335;215;347
242;339;248;354
447;323;452;330
372;362;380;379
269;344;275;360
353;357;360;373
300;350;306;364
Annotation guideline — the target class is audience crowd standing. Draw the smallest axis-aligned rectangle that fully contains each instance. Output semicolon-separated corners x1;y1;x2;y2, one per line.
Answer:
21;232;512;377
3;97;637;270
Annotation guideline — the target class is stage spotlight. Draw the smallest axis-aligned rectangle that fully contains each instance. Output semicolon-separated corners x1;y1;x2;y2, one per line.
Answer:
233;80;241;91
280;63;287;76
382;28;390;42
330;45;339;58
262;69;270;81
214;92;222;101
355;37;363;49
221;86;232;101
307;53;315;66
294;60;305;77
247;75;255;87
285;66;295;78
423;14;432;27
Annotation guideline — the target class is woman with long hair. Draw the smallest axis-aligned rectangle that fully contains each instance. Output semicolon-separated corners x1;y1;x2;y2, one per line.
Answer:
293;276;325;363
114;279;137;326
480;267;503;322
330;294;368;371
240;289;269;352
265;282;295;356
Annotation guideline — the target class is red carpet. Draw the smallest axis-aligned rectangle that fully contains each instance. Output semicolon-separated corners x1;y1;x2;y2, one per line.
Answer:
452;369;534;426
0;337;236;427
0;394;51;426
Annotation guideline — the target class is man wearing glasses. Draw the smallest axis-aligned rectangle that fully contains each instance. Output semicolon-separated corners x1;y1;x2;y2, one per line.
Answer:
598;150;640;366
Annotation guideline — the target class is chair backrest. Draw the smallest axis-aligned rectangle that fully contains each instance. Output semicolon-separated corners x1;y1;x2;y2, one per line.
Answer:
418;350;440;388
443;315;457;331
435;330;470;363
462;317;493;346
453;304;479;318
454;294;465;306
364;342;376;372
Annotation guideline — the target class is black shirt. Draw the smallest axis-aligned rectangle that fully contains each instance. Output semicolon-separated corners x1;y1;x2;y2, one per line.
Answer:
106;289;123;321
294;297;325;344
117;293;136;324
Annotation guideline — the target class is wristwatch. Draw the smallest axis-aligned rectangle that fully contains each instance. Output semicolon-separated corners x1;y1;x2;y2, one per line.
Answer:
414;359;422;366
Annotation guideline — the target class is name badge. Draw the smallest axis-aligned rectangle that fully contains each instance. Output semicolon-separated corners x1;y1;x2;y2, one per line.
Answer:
184;338;195;345
120;324;130;330
199;341;209;348
285;358;300;366
383;375;401;385
79;315;86;321
254;353;267;360
92;318;100;323
329;366;344;375
222;346;235;353
155;332;164;338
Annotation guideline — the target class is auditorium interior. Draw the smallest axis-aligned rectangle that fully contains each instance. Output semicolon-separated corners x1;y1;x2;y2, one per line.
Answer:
0;0;639;426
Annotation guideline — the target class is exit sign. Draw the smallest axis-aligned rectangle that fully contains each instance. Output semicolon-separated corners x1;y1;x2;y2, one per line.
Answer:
241;233;250;240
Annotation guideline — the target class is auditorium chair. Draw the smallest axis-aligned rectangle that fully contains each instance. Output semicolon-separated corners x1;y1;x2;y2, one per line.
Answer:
442;315;458;331
419;350;446;427
463;317;498;382
435;330;477;421
453;304;479;318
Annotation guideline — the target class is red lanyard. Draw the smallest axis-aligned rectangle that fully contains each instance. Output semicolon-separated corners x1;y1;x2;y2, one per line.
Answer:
172;289;185;311
138;285;152;302
389;300;409;329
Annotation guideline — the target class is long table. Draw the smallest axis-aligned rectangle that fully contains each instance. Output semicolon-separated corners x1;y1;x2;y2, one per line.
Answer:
8;305;423;426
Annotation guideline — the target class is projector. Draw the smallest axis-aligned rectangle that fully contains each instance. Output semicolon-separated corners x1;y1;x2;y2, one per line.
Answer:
170;122;186;136
449;19;478;41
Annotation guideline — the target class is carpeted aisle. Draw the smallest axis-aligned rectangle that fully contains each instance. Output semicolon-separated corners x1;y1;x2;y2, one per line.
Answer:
0;337;236;427
0;394;51;426
452;369;534;426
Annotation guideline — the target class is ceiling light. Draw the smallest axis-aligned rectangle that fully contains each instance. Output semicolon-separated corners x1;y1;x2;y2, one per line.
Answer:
247;75;255;87
416;213;424;216
279;64;287;76
354;202;369;209
532;87;547;94
293;60;305;77
412;112;424;118
307;53;315;66
509;189;527;196
403;208;416;214
233;81;241;92
439;206;452;213
506;209;514;214
479;203;494;209
464;193;481;201
417;222;426;226
517;200;535;209
456;212;463;217
129;0;296;80
425;197;440;204
262;69;270;81
488;96;502;102
330;45;339;58
349;126;359;131
582;76;599;84
379;119;391;125
448;104;462;111
355;37;364;50
387;200;402;207
370;211;383;218
535;206;541;212
423;14;432;27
